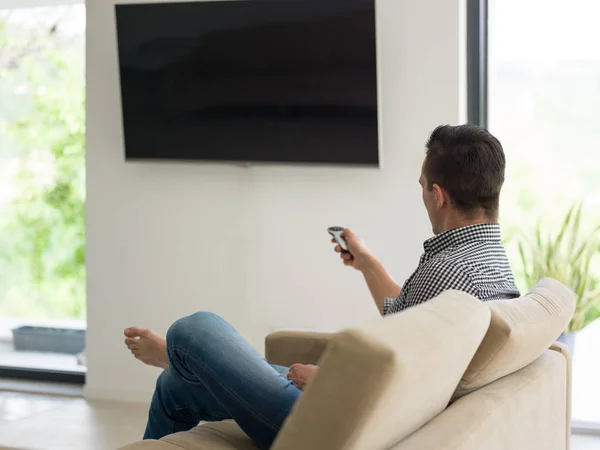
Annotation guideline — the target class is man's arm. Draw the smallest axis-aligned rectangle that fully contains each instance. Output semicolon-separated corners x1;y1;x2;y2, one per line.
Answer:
361;256;402;315
334;229;401;315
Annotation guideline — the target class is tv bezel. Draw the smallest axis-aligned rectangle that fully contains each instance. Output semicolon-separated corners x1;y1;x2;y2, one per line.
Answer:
114;0;382;168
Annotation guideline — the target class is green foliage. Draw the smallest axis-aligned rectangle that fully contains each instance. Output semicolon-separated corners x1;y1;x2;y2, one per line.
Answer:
516;203;600;333
0;12;85;319
7;86;86;318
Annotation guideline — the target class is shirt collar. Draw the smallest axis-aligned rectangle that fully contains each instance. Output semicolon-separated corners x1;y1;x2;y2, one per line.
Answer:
423;223;502;255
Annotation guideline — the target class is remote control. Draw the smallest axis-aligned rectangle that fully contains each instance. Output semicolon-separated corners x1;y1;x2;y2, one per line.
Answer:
328;226;349;252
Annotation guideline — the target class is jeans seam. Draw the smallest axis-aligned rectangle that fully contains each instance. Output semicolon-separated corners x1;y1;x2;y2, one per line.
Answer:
171;345;281;432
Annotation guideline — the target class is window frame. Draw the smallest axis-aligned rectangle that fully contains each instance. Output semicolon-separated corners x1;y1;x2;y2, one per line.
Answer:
0;0;85;386
466;0;488;128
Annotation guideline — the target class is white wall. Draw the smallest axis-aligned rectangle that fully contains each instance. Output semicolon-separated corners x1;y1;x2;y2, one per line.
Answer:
85;0;465;402
0;0;81;8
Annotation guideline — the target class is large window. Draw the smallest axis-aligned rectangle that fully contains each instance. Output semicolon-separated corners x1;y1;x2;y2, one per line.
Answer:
0;2;85;379
486;0;600;425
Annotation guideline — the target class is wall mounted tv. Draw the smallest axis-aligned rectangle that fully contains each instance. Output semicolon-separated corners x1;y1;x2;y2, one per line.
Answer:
115;0;379;165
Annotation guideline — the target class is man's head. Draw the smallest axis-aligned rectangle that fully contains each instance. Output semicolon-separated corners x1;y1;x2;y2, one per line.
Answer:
420;124;506;235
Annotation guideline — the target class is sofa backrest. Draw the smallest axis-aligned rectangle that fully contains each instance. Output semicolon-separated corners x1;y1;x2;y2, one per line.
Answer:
453;278;575;399
271;291;491;450
393;347;569;450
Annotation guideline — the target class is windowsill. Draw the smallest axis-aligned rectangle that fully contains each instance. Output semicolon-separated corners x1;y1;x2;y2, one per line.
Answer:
0;318;86;374
0;378;83;397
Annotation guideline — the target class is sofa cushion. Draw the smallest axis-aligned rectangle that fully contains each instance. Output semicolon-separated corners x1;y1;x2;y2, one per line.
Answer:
271;290;491;450
393;349;568;450
453;278;575;399
163;421;258;450
118;421;258;450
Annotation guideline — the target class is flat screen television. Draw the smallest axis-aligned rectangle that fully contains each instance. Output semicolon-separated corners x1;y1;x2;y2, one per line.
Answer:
115;0;379;165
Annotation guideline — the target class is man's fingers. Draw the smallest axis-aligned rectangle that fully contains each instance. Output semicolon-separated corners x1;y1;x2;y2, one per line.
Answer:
334;245;342;253
287;365;298;381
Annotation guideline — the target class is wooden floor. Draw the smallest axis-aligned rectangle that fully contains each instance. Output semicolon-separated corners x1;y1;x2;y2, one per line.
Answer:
0;390;148;450
0;388;598;449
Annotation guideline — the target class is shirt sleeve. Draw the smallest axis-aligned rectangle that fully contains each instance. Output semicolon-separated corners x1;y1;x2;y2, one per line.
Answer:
382;295;397;315
402;259;478;311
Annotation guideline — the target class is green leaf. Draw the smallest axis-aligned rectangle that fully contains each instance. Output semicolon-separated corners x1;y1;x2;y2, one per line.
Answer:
516;202;600;332
0;18;86;319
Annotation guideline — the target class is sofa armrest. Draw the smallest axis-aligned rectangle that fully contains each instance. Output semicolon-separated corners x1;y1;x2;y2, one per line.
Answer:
265;331;337;366
549;341;569;357
550;341;572;450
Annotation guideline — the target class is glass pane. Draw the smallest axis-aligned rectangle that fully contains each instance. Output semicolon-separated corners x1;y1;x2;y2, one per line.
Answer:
489;0;600;423
0;5;86;373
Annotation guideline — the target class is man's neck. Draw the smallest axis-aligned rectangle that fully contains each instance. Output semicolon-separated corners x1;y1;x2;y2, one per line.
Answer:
440;213;497;234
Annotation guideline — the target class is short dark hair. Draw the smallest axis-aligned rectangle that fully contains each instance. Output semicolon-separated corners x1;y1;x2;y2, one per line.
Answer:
424;124;505;218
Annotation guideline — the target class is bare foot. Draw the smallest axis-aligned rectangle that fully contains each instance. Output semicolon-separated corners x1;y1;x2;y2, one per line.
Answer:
124;327;169;369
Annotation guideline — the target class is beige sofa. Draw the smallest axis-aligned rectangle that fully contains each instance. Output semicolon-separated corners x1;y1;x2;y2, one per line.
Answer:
121;278;575;450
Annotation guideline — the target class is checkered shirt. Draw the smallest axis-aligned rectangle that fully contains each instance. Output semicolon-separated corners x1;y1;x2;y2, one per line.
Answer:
383;223;520;315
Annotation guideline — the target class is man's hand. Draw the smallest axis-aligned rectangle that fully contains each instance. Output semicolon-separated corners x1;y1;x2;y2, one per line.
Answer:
287;364;319;390
332;228;375;272
332;228;401;315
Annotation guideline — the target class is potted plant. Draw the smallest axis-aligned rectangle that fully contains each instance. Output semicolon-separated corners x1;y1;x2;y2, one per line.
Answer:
516;203;600;356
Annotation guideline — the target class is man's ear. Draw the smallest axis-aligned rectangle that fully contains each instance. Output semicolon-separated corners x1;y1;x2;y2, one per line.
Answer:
432;184;447;209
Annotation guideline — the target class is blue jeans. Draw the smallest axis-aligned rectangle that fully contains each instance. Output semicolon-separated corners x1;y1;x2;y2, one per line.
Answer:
143;312;302;449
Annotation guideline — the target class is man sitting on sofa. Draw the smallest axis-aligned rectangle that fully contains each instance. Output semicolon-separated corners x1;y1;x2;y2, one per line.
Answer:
124;124;520;449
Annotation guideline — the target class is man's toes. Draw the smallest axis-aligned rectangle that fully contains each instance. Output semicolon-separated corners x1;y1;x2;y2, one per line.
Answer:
124;327;136;337
125;337;139;346
124;338;140;350
124;327;148;338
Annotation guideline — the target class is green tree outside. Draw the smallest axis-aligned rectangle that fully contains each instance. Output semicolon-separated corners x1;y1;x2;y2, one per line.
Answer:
0;7;85;319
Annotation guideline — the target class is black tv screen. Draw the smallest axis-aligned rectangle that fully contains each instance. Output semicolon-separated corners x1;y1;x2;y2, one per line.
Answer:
115;0;379;165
